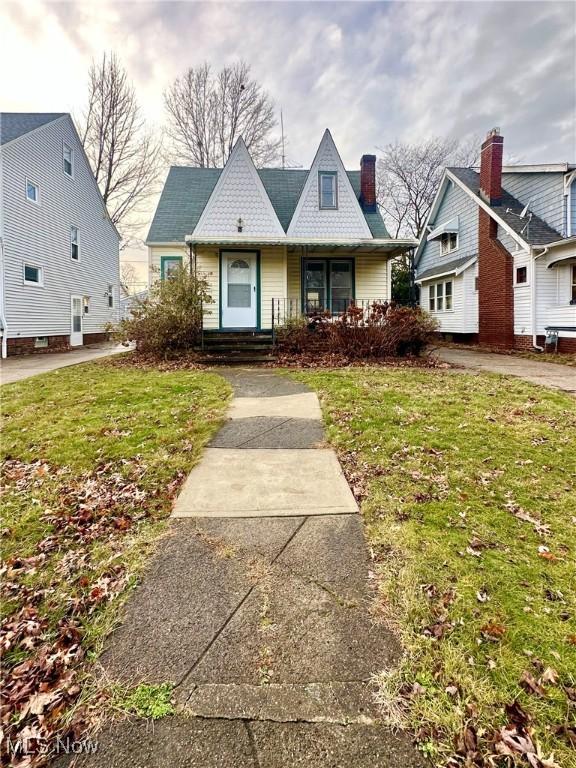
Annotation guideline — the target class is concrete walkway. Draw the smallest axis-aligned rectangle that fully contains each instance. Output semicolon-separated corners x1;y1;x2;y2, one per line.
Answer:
75;369;423;768
0;343;130;385
436;347;576;394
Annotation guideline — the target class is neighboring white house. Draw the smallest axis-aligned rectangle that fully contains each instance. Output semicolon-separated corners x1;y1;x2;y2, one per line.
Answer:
0;113;120;357
415;129;576;352
146;130;416;332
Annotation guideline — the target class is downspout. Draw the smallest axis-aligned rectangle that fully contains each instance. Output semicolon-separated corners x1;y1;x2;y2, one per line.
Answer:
530;246;549;351
0;237;7;359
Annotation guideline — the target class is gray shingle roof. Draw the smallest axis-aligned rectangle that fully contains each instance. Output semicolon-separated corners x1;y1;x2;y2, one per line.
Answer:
0;112;66;145
448;167;563;246
417;254;477;281
146;166;390;242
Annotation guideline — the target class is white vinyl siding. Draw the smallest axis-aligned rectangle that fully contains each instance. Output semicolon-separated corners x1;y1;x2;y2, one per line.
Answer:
421;268;478;334
1;116;120;340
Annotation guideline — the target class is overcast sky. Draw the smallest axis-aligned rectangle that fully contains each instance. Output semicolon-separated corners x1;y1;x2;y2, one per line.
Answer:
2;0;575;278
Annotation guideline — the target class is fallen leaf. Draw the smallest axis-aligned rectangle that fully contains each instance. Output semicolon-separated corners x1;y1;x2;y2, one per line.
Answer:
519;670;546;697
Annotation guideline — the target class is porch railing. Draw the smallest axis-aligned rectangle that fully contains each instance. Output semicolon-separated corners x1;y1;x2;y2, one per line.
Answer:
271;298;390;345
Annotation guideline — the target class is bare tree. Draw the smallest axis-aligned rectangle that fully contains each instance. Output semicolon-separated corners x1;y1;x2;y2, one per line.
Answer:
80;53;162;242
164;61;281;168
120;262;137;295
376;137;480;238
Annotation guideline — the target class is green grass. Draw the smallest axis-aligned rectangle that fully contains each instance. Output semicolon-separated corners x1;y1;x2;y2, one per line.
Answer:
113;683;175;720
1;361;230;756
290;367;576;766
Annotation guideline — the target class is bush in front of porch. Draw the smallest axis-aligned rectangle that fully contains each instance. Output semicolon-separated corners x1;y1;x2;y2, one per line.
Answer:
276;303;438;363
112;267;211;358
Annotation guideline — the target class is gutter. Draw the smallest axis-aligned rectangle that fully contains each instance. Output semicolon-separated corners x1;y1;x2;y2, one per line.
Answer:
530;246;550;351
0;237;7;359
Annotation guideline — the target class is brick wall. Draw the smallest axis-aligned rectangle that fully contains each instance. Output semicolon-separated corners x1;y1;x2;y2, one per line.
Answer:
83;332;110;345
7;335;70;356
478;209;514;347
515;334;576;353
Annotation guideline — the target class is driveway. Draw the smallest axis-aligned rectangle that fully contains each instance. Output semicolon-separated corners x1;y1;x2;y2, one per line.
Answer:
0;343;130;385
435;347;576;394
70;369;424;768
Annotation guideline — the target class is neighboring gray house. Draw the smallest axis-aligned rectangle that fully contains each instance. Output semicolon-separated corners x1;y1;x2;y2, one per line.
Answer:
415;129;576;352
0;113;120;357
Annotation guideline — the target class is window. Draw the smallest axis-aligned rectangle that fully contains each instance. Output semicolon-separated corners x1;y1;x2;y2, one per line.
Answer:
161;256;182;280
571;265;576;305
107;285;114;308
26;179;39;204
70;226;79;261
83;297;90;314
34;337;48;349
63;142;73;176
445;280;453;310
428;280;453;312
440;232;458;255
515;266;528;285
24;264;42;285
319;172;337;209
436;282;444;311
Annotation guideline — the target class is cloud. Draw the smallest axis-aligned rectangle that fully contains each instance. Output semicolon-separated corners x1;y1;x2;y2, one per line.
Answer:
1;0;573;270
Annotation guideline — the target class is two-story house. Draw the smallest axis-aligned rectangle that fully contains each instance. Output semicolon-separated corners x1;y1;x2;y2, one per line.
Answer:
146;130;415;336
0;113;120;357
415;129;576;352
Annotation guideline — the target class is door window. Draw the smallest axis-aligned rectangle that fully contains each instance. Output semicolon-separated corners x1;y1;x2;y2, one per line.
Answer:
227;259;252;308
72;298;82;332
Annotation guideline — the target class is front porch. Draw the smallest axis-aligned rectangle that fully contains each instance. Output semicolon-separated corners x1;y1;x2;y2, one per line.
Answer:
184;239;412;332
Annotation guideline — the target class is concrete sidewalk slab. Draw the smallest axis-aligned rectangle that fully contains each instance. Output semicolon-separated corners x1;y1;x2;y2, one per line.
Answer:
172;448;358;517
250;721;425;767
210;416;325;449
0;343;130;385
228;392;322;419
100;518;301;685
436;347;576;393
217;368;311;398
181;681;377;724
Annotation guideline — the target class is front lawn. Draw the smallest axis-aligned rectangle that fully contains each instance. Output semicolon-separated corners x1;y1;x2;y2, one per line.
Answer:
291;368;575;767
1;361;230;765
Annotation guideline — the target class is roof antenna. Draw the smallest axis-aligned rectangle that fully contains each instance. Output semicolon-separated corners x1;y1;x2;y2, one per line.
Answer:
280;108;286;170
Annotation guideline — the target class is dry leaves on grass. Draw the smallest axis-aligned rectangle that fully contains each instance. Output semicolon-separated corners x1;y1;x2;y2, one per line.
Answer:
0;459;151;767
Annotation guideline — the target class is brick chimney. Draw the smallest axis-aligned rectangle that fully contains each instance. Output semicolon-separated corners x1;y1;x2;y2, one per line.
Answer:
360;154;377;212
479;128;504;206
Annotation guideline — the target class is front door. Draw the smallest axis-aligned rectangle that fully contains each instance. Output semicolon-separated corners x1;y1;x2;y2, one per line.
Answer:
221;252;258;328
70;295;83;346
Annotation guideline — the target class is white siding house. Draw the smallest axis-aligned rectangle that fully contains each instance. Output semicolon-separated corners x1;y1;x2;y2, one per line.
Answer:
0;113;120;357
415;130;576;352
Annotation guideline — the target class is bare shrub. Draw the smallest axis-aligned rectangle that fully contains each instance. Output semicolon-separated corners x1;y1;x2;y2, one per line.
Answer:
112;267;211;357
276;304;437;361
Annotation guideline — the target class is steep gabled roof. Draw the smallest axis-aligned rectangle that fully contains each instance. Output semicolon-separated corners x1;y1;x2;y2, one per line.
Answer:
448;167;563;246
194;138;285;238
0;112;66;145
287;129;372;239
146;167;390;243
